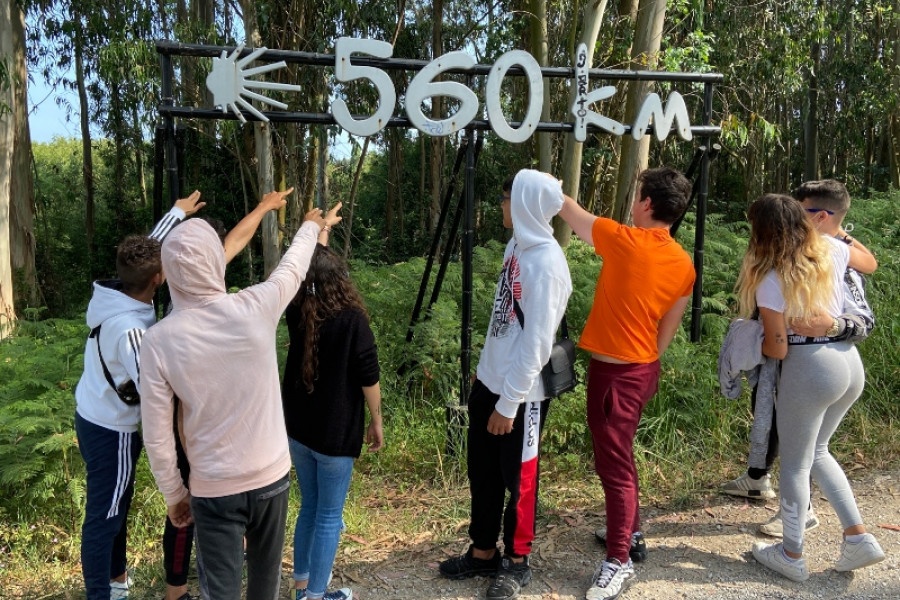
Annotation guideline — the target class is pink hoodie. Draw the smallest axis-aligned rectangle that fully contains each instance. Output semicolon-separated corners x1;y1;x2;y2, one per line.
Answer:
140;218;320;505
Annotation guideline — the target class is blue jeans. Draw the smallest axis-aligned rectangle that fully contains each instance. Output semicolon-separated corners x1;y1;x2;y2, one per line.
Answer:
288;438;354;599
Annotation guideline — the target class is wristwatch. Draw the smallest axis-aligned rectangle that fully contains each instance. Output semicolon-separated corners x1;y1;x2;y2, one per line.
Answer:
825;318;841;338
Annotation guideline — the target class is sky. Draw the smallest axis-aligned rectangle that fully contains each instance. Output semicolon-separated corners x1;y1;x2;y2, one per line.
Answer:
28;74;86;142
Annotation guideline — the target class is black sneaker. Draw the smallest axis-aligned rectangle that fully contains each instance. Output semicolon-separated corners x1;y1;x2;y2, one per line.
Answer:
594;529;648;563
439;545;501;579
486;556;532;600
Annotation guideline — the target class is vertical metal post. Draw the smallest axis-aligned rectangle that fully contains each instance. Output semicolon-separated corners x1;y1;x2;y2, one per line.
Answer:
460;128;476;406
153;126;164;224
160;53;178;206
446;127;478;457
690;82;714;342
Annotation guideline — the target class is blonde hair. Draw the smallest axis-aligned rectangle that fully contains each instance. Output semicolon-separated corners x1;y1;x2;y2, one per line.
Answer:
736;194;834;320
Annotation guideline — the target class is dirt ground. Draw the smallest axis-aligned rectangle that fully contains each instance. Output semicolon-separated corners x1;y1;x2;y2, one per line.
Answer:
310;471;899;600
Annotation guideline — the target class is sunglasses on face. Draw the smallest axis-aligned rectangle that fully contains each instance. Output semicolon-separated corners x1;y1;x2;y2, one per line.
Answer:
805;207;835;216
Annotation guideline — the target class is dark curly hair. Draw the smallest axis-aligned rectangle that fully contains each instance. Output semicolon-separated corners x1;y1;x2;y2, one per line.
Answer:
292;244;369;393
116;235;162;294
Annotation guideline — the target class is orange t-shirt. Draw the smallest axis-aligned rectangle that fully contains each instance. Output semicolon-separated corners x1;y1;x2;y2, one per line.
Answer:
578;217;695;363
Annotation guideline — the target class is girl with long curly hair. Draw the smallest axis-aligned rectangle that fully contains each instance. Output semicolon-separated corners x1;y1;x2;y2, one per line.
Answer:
281;243;383;600
738;194;884;581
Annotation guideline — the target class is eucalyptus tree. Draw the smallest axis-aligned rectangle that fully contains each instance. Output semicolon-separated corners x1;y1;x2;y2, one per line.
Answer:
0;0;19;335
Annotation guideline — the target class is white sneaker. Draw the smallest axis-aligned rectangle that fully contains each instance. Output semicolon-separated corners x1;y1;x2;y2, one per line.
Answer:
585;558;634;600
759;508;820;538
109;577;133;600
835;533;886;572
752;542;809;582
721;472;776;499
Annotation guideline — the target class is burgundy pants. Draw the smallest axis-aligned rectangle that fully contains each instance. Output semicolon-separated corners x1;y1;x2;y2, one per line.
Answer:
587;359;660;563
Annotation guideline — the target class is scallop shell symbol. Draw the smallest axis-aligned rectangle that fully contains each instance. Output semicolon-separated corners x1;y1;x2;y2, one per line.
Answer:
206;44;303;123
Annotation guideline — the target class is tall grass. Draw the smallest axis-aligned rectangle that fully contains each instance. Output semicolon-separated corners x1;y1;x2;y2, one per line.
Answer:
2;190;898;598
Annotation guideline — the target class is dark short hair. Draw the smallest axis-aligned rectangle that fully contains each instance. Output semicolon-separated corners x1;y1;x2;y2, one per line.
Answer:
502;177;515;194
638;167;692;224
794;179;850;214
116;235;162;293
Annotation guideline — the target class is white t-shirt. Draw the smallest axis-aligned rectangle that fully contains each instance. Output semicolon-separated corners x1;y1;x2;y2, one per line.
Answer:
756;236;849;322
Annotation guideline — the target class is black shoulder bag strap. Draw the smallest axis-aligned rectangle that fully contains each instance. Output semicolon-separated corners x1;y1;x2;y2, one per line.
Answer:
513;297;568;340
89;324;129;402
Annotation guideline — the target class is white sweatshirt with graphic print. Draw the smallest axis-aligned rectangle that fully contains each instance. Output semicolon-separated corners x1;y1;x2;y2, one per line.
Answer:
476;169;572;418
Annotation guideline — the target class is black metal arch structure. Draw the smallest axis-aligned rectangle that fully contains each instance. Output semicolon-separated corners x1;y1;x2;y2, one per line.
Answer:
154;40;723;409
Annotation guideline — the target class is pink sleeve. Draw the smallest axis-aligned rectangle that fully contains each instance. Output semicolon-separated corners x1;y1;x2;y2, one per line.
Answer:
139;335;189;506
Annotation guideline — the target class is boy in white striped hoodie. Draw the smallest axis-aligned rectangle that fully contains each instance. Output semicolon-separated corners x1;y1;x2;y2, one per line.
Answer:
74;193;204;600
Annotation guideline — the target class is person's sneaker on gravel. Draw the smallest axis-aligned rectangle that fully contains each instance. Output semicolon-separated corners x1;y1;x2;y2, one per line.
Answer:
295;572;335;600
751;541;809;582
593;529;648;563
486;555;532;600
307;589;352;600
585;558;634;600
758;508;820;538
439;545;501;579
110;576;133;600
834;533;886;572
721;472;776;499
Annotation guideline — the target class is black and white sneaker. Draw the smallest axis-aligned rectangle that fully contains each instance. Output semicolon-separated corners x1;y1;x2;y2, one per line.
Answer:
594;529;648;563
585;558;634;600
486;556;532;600
439;545;501;579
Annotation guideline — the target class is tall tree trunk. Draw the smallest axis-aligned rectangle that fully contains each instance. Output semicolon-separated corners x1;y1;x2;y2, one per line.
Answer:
343;137;370;260
133;104;148;206
889;0;900;188
9;1;37;307
0;0;17;334
530;0;552;173
554;0;608;245
803;2;822;182
386;129;402;254
316;126;328;209
612;0;667;223
429;0;444;235
74;20;96;275
241;0;279;277
111;80;127;234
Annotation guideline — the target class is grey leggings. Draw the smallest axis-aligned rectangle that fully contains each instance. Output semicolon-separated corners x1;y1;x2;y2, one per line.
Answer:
776;341;865;554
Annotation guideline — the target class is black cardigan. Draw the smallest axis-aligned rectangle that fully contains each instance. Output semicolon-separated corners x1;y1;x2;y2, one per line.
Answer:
281;306;380;457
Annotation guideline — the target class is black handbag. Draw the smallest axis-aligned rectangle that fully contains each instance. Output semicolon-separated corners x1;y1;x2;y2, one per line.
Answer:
542;316;577;397
89;325;142;406
513;299;578;398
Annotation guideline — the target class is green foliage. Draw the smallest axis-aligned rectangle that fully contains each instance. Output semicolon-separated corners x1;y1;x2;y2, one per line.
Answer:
0;319;86;520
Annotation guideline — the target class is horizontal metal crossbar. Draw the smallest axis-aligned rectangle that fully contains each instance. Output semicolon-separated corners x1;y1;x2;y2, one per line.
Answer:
155;40;724;84
158;105;722;136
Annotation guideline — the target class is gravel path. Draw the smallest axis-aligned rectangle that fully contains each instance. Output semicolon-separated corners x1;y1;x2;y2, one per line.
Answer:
315;472;899;600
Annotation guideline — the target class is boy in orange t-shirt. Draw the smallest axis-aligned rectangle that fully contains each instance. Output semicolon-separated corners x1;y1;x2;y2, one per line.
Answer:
558;167;695;600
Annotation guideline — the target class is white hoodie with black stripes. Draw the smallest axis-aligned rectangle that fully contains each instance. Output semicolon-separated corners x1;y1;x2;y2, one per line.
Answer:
75;280;156;433
74;205;184;433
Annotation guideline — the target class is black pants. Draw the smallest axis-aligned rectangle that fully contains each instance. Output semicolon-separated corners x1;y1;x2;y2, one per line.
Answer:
192;474;290;600
467;379;549;557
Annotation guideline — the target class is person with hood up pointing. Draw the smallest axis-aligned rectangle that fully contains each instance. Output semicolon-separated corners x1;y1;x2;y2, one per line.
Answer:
438;169;572;600
139;190;341;600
